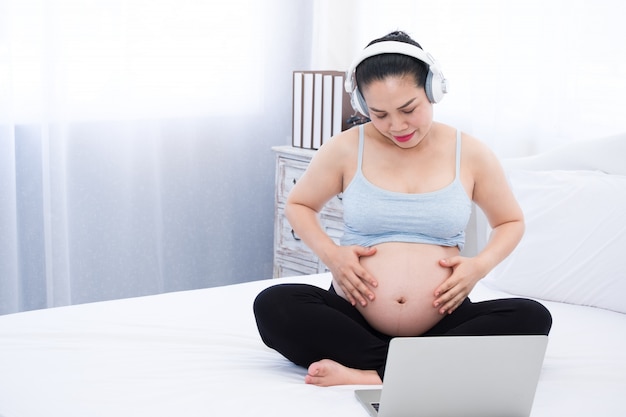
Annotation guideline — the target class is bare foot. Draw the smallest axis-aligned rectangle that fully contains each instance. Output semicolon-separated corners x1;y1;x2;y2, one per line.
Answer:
304;359;382;387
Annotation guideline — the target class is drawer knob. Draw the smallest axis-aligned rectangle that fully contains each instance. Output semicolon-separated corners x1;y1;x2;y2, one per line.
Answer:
290;228;301;241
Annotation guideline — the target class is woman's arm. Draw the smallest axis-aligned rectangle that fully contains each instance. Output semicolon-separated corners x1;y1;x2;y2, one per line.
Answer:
285;132;378;306
470;139;525;273
433;135;524;314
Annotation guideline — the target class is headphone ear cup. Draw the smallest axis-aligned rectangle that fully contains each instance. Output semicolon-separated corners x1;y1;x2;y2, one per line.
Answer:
351;87;369;117
424;71;435;103
426;68;446;103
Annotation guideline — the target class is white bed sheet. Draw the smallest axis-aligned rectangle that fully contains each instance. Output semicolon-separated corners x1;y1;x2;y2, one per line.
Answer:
1;273;625;417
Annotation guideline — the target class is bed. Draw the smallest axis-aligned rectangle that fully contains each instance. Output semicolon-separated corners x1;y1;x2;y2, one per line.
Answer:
1;134;625;417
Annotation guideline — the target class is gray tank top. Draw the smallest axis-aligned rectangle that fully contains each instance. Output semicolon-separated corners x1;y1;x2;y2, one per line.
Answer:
340;125;472;250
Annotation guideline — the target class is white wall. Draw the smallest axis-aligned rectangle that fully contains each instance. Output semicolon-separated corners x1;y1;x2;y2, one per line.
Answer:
311;0;626;157
0;0;315;313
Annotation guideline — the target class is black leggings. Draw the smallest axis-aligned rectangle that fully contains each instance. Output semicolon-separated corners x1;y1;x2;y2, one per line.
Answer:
253;283;552;379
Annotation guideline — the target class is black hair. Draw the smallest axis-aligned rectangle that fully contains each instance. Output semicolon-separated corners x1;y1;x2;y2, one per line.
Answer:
354;31;429;92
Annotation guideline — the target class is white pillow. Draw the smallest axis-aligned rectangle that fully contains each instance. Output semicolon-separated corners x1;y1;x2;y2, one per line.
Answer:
483;169;626;314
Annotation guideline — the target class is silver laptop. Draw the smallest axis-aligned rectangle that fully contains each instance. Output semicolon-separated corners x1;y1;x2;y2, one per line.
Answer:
355;335;548;417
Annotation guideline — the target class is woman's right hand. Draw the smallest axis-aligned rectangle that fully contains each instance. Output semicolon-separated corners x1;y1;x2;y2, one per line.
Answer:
328;245;378;307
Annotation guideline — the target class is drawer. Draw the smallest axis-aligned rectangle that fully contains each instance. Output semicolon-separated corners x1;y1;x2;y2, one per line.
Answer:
273;256;319;278
276;157;309;204
315;214;343;273
276;155;344;212
272;146;346;278
275;205;318;263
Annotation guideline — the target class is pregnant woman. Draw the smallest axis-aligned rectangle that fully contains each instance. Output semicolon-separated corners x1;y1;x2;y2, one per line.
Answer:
253;30;552;387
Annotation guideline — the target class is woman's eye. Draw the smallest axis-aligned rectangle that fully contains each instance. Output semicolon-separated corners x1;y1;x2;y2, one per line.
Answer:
402;108;415;114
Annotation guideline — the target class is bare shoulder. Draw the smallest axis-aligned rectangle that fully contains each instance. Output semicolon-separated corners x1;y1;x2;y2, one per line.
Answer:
459;131;501;174
310;125;360;169
289;125;360;207
459;131;493;158
430;123;498;170
317;125;359;155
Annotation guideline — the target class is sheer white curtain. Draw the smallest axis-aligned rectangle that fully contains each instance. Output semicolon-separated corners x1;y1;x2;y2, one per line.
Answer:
312;0;626;157
0;0;313;314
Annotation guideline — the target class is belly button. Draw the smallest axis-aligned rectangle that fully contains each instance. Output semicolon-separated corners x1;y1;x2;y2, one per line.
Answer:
396;297;407;305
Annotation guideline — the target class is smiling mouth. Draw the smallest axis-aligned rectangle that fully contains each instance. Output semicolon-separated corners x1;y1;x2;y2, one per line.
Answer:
393;132;414;143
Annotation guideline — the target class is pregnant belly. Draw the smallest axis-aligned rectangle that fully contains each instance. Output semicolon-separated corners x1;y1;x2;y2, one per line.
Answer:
334;242;459;336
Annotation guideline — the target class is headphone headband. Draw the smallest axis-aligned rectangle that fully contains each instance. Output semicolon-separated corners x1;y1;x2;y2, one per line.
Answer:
344;40;448;116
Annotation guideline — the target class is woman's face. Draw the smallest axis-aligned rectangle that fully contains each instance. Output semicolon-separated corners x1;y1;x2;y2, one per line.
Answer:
361;74;433;148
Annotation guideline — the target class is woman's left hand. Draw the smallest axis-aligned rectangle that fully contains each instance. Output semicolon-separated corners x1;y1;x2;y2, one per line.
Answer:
433;256;484;315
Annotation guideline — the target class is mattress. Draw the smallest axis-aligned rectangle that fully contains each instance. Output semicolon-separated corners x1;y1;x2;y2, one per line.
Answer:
1;273;624;417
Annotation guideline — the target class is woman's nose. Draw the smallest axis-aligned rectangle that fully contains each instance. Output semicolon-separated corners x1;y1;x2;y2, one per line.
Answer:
389;114;407;131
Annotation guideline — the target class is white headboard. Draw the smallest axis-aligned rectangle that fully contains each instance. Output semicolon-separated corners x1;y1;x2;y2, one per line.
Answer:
462;132;626;257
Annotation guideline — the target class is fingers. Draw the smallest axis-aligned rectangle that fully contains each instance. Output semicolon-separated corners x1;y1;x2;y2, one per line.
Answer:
439;256;460;268
434;271;463;311
332;245;378;307
434;276;463;315
340;271;376;307
356;247;378;287
435;289;466;315
338;265;377;307
435;274;474;315
356;245;377;258
434;258;455;299
434;256;468;314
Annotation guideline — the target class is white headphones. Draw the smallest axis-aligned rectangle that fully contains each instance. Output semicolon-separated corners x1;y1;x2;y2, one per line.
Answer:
344;41;448;117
